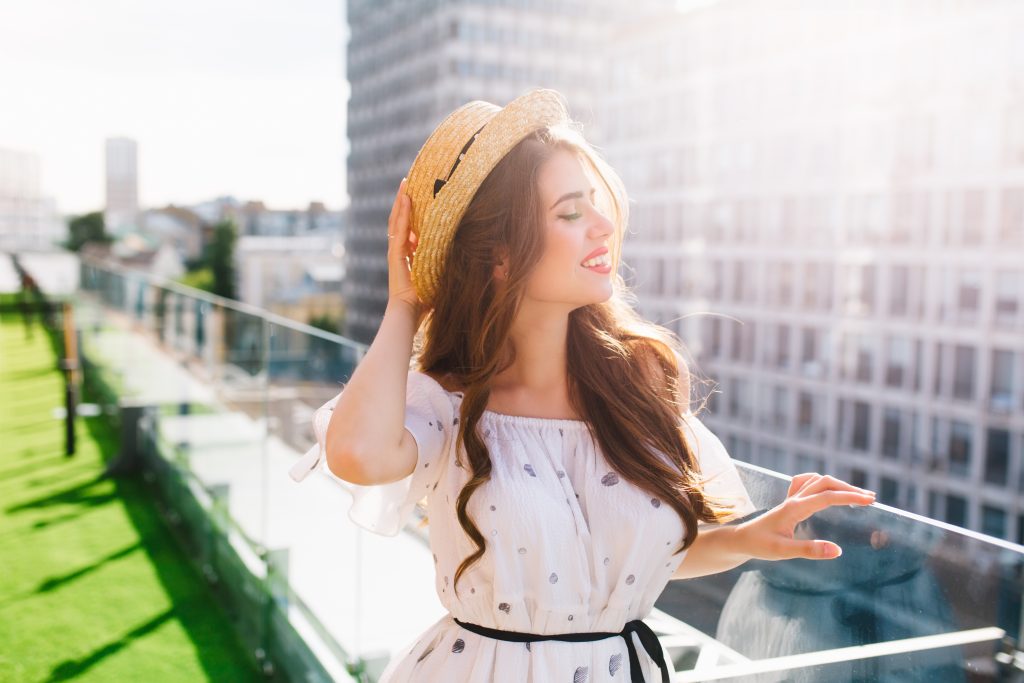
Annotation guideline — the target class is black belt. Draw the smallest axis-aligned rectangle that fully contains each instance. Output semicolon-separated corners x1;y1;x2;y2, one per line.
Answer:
452;617;671;682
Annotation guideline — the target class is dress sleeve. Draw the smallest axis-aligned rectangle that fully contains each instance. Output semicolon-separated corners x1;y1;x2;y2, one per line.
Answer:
288;370;455;537
681;411;758;523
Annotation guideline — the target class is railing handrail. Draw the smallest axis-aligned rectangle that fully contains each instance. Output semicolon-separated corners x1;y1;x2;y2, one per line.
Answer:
81;255;368;352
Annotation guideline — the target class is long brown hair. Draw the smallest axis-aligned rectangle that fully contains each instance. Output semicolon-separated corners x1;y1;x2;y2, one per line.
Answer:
411;121;737;598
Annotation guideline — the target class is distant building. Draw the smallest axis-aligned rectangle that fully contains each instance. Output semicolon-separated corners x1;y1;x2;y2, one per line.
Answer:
603;1;1024;542
235;234;345;323
104;137;140;236
140;205;205;263
82;236;185;281
190;196;344;238
0;147;64;251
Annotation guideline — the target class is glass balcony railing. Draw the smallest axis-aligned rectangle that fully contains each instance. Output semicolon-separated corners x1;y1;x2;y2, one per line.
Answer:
73;255;1024;682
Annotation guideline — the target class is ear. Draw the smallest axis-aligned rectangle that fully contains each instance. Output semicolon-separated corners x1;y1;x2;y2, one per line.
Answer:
492;245;511;281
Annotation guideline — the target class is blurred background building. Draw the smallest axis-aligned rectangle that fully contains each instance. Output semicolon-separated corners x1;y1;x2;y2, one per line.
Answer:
104;136;140;237
0;147;64;252
601;0;1024;543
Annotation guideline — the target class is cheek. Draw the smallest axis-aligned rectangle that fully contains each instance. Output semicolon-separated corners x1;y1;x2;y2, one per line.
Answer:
540;237;582;281
527;246;585;298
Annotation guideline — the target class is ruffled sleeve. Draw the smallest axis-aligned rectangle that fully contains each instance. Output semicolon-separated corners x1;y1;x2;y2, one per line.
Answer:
288;370;455;537
681;411;758;523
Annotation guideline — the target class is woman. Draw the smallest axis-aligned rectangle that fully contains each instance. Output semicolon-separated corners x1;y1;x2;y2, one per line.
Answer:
290;88;876;682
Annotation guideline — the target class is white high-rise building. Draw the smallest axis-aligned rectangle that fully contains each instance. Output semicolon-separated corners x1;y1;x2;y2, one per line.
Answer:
0;147;64;252
602;0;1024;542
104;136;139;236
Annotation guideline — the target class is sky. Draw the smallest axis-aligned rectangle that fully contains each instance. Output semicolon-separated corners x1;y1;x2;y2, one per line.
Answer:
0;0;349;216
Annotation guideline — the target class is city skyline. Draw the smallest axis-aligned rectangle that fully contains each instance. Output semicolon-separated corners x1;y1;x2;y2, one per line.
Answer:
0;0;350;216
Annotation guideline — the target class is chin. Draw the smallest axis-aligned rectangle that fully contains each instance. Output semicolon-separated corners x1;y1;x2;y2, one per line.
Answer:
585;286;614;306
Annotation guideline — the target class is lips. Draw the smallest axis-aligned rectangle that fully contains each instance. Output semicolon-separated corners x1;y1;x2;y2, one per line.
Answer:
580;246;608;265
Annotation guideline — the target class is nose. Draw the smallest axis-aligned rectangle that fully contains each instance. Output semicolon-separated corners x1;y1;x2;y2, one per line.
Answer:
589;207;614;240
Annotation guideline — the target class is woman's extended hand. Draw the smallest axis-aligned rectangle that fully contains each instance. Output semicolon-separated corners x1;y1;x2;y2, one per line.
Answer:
386;177;426;319
735;473;876;560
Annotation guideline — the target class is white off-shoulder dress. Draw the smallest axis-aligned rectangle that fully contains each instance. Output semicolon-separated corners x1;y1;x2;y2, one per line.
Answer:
290;370;756;682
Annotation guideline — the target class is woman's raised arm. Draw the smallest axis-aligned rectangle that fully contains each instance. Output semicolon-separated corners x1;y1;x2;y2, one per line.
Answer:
324;178;428;484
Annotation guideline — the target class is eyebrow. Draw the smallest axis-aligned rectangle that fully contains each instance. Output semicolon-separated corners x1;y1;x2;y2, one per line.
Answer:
549;186;597;210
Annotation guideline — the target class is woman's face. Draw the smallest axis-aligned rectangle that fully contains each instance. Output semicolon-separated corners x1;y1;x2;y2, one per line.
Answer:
516;148;615;309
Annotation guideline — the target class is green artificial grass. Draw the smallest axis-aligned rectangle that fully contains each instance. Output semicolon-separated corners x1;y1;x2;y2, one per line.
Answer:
0;307;260;682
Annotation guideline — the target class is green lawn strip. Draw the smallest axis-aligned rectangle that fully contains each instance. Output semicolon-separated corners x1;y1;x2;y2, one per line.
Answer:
0;311;260;682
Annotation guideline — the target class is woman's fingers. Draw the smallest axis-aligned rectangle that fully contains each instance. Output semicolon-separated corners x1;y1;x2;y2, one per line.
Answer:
387;178;422;307
387;179;405;262
400;190;414;267
786;489;875;523
786;472;821;498
796;474;874;499
388;177;406;233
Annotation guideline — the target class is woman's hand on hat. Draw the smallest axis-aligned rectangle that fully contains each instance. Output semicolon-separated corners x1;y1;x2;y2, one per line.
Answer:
387;177;426;318
733;473;875;561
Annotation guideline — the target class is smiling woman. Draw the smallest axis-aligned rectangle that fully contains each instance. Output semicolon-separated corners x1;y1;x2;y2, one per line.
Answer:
291;87;872;683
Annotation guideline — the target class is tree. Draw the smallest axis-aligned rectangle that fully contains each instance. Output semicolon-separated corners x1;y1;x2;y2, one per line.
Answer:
64;211;112;252
205;219;237;300
307;313;340;334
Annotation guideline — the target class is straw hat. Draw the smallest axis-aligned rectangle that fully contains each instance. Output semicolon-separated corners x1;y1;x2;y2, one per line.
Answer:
402;88;571;307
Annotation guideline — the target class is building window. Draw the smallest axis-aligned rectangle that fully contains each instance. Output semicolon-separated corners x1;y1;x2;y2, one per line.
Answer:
981;505;1007;539
949;420;973;478
956;269;982;321
962;189;986;245
779;262;794;307
774;324;790;368
710;260;724;299
841;332;874;384
952;344;976;401
802;262;818;309
852;401;870;451
995;270;1022;327
731;260;745;303
990;349;1015;412
998;187;1024;246
729;319;742;362
946;494;967;527
741;321;756;364
881;407;901;459
848;467;868;489
880;476;899;506
841;264;875;316
797;391;814;437
800;327;820;377
889;265;909;316
885;336;912;389
984;428;1010;487
708;317;722;358
934;342;947;397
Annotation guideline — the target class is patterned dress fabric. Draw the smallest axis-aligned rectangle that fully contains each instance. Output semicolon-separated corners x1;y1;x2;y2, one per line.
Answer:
301;370;756;682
